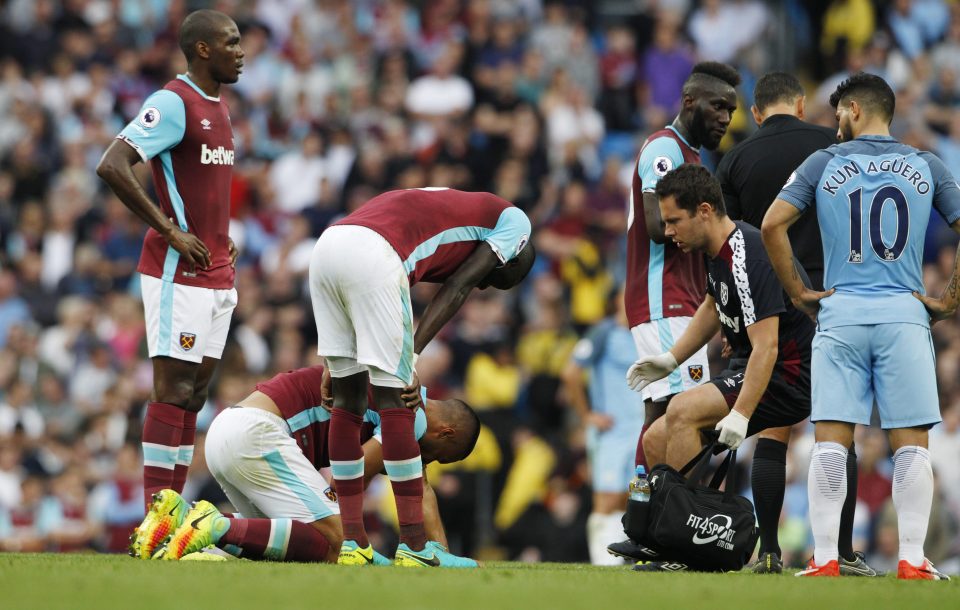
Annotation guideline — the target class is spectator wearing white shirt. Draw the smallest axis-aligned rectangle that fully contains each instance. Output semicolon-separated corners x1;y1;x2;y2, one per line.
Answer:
688;0;769;64
405;44;475;118
0;379;43;440
268;131;327;215
545;83;604;179
406;43;474;151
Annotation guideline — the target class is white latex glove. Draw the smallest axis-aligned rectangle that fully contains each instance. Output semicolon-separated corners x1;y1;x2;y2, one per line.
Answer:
626;352;678;392
715;410;750;449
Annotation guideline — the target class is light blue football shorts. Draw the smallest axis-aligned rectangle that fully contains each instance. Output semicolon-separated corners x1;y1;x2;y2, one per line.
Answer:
586;425;642;493
811;323;941;429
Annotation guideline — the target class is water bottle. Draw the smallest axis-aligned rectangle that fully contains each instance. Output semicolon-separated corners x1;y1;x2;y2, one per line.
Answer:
628;465;651;503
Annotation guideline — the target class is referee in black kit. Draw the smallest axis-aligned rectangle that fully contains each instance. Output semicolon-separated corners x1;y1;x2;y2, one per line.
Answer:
714;72;877;577
715;72;835;290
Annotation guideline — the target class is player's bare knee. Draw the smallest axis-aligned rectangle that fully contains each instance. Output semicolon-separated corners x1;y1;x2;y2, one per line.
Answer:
641;433;658;461
758;426;791;444
183;392;207;413
370;385;404;410
664;396;698;430
331;373;368;415
154;378;195;408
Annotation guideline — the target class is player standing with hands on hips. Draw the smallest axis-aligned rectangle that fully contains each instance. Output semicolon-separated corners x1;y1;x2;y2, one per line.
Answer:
97;9;243;559
763;72;960;579
715;72;875;576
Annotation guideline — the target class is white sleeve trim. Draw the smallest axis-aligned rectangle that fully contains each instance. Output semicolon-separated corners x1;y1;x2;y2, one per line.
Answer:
116;134;148;163
729;229;756;326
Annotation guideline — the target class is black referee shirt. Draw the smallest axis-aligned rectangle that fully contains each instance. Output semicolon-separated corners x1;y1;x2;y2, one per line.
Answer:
715;114;837;291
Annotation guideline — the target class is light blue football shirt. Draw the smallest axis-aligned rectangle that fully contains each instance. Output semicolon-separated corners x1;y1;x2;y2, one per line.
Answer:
778;135;960;329
369;385;429;443
571;319;644;434
117;87;186;161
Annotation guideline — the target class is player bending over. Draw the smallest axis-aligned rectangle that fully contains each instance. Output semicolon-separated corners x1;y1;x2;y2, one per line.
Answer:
134;366;480;565
311;188;534;566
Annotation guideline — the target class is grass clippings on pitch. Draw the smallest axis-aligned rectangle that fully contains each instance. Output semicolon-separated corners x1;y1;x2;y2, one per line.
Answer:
1;553;955;610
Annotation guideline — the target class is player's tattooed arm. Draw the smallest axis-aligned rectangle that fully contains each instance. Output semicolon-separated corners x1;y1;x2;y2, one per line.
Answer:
97;139;211;270
762;199;834;319
914;218;960;323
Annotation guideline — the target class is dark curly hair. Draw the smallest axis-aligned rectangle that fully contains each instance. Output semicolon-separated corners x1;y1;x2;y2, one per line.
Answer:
654;164;726;216
829;72;895;123
685;61;742;90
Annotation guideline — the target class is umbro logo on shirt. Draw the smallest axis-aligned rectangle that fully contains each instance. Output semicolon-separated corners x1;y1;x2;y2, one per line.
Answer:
200;143;234;165
201;118;212;130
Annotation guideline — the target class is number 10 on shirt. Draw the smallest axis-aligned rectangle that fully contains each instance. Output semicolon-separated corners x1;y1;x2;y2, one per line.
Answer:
847;186;910;264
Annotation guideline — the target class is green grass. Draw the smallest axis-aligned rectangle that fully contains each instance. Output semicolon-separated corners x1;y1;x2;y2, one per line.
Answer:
1;554;956;610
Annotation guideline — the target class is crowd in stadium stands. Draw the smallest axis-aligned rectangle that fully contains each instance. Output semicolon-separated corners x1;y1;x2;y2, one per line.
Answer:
0;0;958;569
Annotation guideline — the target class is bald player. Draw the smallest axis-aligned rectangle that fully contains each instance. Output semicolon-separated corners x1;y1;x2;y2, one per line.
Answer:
97;10;245;553
142;366;481;565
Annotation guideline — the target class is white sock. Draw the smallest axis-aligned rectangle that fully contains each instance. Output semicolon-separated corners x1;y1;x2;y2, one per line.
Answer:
892;446;933;566
586;513;606;565
808;442;847;565
602;512;626;565
587;513;623;565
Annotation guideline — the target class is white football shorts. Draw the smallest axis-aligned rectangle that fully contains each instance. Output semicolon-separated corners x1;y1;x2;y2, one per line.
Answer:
630;316;710;402
141;274;237;363
205;406;339;523
309;224;414;388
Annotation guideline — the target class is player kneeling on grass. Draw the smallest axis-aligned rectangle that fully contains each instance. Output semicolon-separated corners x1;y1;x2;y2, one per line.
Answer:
628;164;873;575
132;365;480;566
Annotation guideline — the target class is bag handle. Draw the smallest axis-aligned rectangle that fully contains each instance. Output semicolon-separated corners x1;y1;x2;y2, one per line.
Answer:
709;449;739;501
678;439;717;479
678;437;739;500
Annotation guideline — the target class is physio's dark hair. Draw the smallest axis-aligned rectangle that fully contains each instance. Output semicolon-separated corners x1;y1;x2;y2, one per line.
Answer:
754;72;804;112
448;399;481;462
179;10;232;61
829;72;896;123
654;164;726;216
683;61;742;96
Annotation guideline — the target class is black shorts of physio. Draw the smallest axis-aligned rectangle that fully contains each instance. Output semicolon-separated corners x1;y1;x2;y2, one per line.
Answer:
709;358;811;436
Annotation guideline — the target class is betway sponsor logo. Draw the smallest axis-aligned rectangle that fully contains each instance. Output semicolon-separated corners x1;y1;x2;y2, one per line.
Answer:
200;144;234;165
686;514;736;550
717;309;740;333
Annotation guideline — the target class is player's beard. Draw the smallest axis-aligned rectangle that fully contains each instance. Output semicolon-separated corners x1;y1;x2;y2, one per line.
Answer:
838;118;853;143
217;67;240;84
691;106;721;151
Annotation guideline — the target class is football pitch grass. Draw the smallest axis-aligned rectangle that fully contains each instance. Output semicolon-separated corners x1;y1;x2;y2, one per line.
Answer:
1;554;956;610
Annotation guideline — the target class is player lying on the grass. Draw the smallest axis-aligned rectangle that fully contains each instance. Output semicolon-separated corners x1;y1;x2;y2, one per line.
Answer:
627;165;873;575
132;365;480;566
